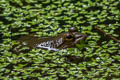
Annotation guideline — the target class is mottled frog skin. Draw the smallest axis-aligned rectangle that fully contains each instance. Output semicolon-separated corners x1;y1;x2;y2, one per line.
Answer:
17;27;87;51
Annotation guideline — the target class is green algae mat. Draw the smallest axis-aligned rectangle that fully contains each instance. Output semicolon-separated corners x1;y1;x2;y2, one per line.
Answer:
0;0;120;80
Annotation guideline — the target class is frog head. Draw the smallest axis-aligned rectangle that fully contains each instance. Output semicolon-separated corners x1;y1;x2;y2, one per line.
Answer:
55;27;87;49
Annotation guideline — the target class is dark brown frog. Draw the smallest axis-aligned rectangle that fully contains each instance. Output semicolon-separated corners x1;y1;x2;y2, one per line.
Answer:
16;27;87;52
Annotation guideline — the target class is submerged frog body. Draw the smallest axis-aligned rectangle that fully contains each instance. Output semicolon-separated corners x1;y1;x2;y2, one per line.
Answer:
17;27;87;51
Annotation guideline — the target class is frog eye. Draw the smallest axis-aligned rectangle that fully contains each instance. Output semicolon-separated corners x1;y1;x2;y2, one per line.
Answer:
69;27;78;32
66;35;73;39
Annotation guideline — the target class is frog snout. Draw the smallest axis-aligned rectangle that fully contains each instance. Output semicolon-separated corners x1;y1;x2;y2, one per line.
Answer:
73;33;87;44
75;33;87;40
81;34;87;40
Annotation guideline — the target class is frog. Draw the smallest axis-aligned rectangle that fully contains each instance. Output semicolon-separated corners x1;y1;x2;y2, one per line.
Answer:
16;27;87;52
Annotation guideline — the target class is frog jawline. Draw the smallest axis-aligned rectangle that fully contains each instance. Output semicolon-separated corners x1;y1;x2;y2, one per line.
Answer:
37;44;59;51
